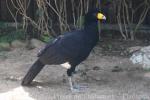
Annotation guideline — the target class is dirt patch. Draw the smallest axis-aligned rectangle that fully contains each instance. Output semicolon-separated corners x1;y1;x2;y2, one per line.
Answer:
0;39;150;100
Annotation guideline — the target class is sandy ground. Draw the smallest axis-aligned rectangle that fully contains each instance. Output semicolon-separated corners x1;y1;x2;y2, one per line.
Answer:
0;45;150;100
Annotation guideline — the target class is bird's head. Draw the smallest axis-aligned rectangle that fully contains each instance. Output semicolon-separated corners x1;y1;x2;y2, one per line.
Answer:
84;9;106;25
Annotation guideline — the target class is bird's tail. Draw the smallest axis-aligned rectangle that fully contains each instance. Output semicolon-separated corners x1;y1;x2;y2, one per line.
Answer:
21;59;45;86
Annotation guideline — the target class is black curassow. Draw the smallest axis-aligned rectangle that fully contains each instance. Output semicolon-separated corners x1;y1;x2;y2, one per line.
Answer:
21;9;106;92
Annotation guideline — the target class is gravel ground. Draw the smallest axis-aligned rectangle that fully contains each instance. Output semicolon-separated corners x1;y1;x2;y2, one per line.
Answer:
0;46;150;100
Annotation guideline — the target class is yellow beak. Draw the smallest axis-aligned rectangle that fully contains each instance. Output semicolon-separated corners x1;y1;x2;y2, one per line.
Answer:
97;13;106;20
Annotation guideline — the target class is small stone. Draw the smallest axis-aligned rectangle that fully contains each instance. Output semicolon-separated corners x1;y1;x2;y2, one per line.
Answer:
144;72;150;78
30;38;45;48
130;45;150;69
86;70;101;81
93;66;100;70
0;42;11;51
141;46;150;52
127;46;142;54
112;66;123;72
11;40;25;48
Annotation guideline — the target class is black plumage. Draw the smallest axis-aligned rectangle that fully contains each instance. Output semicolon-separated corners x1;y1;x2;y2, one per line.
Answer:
21;9;106;91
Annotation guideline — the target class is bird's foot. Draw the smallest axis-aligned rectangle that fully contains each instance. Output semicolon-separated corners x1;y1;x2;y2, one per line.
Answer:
71;84;88;93
73;84;88;89
71;88;81;93
68;77;88;93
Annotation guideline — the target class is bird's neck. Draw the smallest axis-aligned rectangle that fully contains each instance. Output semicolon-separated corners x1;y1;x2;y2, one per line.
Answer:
84;22;99;37
83;22;99;45
84;22;98;31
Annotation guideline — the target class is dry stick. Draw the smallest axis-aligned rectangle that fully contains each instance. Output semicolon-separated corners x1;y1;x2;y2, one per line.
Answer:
79;0;83;28
54;0;64;32
124;0;131;38
77;0;81;28
117;0;149;40
16;0;27;29
131;1;146;40
62;0;67;31
62;0;69;31
17;0;24;11
6;0;18;29
71;0;76;27
134;2;145;12
64;0;67;29
10;0;30;30
43;4;49;33
37;0;49;34
41;1;56;36
10;0;49;35
86;0;89;13
117;0;126;40
134;6;150;34
10;0;22;23
46;0;70;33
131;0;149;39
10;0;92;36
37;0;44;33
128;1;135;38
123;0;128;39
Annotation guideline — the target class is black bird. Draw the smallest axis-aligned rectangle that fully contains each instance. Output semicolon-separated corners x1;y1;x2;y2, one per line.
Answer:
21;9;106;92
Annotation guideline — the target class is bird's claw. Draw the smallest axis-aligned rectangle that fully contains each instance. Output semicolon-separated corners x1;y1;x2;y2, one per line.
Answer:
71;84;88;93
71;88;81;93
73;84;88;89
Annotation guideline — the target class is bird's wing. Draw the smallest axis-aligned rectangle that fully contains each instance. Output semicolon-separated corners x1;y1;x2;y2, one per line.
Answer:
38;30;85;59
37;30;93;65
37;36;62;57
58;31;85;59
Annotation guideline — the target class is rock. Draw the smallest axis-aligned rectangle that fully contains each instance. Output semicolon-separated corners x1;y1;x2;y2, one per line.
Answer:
11;40;25;48
111;66;123;72
130;46;150;69
141;46;150;52
0;42;11;51
144;72;150;78
93;66;101;70
86;70;102;81
127;46;142;54
30;38;45;49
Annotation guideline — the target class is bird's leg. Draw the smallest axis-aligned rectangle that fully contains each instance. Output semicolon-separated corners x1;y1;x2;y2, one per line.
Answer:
68;76;74;91
67;67;87;92
67;68;77;92
68;76;84;92
68;76;87;91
